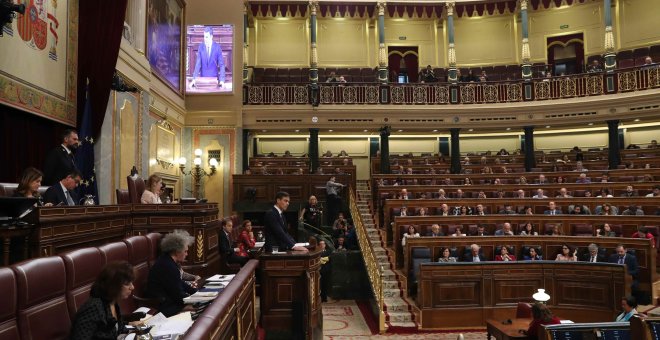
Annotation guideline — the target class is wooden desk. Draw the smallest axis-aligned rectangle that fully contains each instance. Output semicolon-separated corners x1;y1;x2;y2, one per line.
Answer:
486;318;530;340
417;262;629;329
259;249;322;340
182;260;258;339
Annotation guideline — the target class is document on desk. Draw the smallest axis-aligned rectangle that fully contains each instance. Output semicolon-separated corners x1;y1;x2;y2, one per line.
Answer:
294;242;310;247
183;291;218;303
149;312;193;337
206;274;235;282
254;241;265;248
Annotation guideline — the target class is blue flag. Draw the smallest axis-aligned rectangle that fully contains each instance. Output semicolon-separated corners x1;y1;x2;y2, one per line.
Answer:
75;85;99;204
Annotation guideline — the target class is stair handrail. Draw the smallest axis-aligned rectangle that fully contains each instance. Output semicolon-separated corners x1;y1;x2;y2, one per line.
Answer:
349;185;386;333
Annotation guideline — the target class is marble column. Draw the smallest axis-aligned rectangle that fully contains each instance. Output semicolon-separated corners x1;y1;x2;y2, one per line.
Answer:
243;2;249;84
523;126;536;172
309;1;319;84
309;128;320;173
603;0;616;71
379;127;391;174
446;2;457;83
377;2;388;83
607;120;621;169
520;0;532;79
450;128;461;174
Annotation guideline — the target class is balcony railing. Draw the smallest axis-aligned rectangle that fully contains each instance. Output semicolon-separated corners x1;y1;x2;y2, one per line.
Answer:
243;66;660;105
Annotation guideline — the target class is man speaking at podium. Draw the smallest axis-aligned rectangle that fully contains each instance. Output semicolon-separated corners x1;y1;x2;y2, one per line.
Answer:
191;26;225;88
264;192;308;253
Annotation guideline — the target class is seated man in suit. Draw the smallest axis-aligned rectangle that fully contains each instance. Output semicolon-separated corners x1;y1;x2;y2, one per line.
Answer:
464;244;486;262
609;244;639;289
580;243;606;263
219;219;248;266
43;170;81;206
544;201;562;215
426;224;444;237
495;222;514;236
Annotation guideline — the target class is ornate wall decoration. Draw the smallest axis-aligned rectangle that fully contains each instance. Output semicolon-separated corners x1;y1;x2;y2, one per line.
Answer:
365;86;379;104
390;86;405;104
248;86;263;103
342;86;357;103
559;77;576;97
618;71;637;92
534;81;550;100
460;84;475;103
412;86;427;104
320;86;335;103
506;83;522;102
294;86;309;103
483;84;499;103
433;86;449;104
585;76;603;95
271;86;286;103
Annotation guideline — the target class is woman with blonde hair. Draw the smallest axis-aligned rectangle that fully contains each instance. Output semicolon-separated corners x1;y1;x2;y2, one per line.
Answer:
14;167;51;206
141;174;163;204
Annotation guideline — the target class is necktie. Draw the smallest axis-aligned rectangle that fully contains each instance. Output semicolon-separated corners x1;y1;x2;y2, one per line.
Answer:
280;213;286;226
65;191;75;205
591;256;596;263
551;211;555;215
207;45;211;57
618;257;624;265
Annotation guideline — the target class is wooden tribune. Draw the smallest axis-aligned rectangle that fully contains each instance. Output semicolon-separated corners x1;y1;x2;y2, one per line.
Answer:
418;262;629;329
259;248;323;340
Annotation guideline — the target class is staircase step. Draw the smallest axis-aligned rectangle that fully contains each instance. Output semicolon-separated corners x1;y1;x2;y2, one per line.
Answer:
383;288;402;298
388;321;417;328
386;311;414;323
383;298;410;312
383;280;400;290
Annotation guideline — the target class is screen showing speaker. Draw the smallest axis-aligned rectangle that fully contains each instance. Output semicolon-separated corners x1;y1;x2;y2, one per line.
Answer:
185;25;233;94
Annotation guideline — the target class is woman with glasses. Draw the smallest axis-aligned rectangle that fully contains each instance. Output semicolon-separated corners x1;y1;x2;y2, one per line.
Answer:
555;244;578;261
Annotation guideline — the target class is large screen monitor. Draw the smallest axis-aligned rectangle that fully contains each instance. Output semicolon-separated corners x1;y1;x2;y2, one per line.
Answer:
185;25;233;94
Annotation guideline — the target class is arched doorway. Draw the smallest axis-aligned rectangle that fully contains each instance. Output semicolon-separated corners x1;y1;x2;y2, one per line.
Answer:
388;46;419;83
546;33;584;75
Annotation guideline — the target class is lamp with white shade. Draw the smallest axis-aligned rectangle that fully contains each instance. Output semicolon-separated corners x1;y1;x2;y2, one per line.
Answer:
532;289;551;304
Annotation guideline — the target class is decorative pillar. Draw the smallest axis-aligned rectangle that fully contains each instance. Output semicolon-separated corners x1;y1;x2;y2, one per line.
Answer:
450;128;461;174
523;126;536;172
308;1;320;106
242;129;250;172
243;1;249;84
377;2;388;83
309;128;320;174
607;120;621;169
446;2;457;83
379;127;391;174
309;1;319;84
520;0;532;79
603;0;616;71
125;0;146;52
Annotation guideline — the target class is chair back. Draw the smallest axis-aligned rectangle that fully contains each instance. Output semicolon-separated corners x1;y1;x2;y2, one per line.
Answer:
127;175;146;204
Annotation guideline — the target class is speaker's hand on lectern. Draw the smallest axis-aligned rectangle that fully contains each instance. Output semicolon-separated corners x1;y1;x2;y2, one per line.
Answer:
292;245;309;252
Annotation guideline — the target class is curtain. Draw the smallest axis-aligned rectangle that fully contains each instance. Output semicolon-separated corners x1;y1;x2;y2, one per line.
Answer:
0;105;69;182
387;47;420;82
77;0;128;138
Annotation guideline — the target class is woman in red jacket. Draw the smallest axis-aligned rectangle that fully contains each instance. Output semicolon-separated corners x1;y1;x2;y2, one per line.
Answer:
237;219;256;257
526;303;560;339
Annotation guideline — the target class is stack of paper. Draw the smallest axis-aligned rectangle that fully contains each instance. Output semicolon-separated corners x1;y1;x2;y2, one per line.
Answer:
183;291;218;303
206;274;235;282
147;312;194;338
254;241;265;248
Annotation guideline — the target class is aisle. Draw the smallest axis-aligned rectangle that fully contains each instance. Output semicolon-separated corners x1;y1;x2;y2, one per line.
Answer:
322;300;488;339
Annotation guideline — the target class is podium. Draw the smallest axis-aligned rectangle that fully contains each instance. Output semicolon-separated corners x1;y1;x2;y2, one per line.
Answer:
259;248;323;340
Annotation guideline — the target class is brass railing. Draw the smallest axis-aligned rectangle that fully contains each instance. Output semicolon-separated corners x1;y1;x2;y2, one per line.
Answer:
244;65;660;105
349;186;386;333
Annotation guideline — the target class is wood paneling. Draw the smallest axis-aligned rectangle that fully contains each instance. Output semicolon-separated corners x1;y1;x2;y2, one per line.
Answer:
417;262;628;329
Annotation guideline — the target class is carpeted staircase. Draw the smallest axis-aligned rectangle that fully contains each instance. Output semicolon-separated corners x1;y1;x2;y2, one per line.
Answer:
355;180;418;330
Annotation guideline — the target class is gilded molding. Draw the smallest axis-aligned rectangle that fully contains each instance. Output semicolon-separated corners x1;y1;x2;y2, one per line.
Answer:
521;38;530;63
448;43;456;66
520;0;528;11
604;26;615;53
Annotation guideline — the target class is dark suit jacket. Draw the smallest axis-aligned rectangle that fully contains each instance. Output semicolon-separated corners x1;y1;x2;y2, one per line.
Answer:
426;232;445;237
70;295;125;340
193;41;225;82
264;206;295;252
43;145;77;185
464;254;486;262
43;183;79;206
146;254;197;317
580;253;607;263
608;254;639;278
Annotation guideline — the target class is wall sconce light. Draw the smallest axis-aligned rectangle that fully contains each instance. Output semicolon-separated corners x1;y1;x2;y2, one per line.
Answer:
178;148;217;198
532;289;551;304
